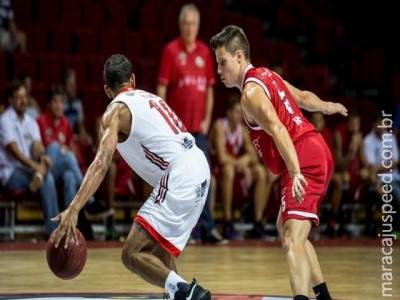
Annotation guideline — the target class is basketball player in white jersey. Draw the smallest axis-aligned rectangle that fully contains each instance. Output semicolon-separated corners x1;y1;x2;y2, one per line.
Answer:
50;54;211;300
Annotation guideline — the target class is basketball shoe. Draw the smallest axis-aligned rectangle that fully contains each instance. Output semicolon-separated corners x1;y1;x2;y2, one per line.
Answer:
174;278;211;300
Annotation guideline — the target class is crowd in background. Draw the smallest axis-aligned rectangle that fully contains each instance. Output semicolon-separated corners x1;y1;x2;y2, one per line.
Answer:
1;0;399;241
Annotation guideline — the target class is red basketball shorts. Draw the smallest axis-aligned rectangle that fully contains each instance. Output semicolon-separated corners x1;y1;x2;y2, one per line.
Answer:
280;132;334;227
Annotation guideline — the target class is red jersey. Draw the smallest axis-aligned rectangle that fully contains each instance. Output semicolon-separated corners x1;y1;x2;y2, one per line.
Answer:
158;38;215;132
37;111;73;148
242;64;316;174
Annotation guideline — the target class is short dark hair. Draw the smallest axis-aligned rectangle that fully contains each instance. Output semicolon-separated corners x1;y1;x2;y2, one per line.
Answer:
7;79;26;99
47;84;64;102
103;54;132;92
210;25;250;60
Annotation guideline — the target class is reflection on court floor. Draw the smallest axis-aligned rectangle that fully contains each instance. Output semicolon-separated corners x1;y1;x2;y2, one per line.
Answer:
0;294;297;300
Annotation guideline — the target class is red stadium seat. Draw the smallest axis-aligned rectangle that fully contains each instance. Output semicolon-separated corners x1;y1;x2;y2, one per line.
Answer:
30;81;47;111
99;29;122;57
0;81;7;107
297;65;331;96
64;55;87;83
74;28;99;55
105;1;127;29
160;7;179;43
122;31;143;60
142;31;163;60
139;5;160;32
38;53;63;85
80;84;108;123
83;1;105;28
49;26;72;55
12;53;37;81
26;25;48;54
12;0;32;30
87;55;106;85
0;54;7;82
37;0;61;25
60;0;83;28
136;58;158;94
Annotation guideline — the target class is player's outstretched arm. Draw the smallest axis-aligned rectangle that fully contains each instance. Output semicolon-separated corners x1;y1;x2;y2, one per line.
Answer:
51;103;120;248
241;82;307;202
283;80;348;116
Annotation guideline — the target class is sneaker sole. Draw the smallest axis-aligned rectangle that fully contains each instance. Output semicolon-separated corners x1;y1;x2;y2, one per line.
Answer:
198;290;211;300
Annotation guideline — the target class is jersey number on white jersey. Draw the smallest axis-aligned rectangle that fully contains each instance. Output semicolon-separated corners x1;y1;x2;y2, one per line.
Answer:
149;99;187;134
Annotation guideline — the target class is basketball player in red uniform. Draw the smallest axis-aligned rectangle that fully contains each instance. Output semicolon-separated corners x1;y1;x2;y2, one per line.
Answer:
210;26;348;300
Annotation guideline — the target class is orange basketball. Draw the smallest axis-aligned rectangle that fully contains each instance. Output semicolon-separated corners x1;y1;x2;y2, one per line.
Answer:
46;228;87;280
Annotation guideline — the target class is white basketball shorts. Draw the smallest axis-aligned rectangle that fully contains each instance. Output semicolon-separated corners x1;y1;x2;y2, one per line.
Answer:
134;147;210;257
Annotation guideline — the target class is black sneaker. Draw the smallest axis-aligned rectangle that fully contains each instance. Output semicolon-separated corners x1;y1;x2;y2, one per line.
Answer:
250;221;265;239
201;228;228;245
174;279;211;300
85;200;114;218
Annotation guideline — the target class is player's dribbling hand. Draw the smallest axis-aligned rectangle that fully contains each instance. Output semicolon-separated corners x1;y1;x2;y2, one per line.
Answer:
292;173;308;203
51;206;79;249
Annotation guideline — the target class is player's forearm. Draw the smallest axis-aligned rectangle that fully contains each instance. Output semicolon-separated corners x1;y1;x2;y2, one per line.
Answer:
297;91;327;112
70;148;113;211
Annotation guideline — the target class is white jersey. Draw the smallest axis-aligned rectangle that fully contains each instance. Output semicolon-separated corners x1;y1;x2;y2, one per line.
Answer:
108;87;210;256
109;88;196;187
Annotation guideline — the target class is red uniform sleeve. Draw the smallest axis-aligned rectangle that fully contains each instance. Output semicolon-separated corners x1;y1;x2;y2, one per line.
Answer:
158;45;173;85
205;48;216;86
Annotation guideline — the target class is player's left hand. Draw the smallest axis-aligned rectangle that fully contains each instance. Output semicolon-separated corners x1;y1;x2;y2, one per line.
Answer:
292;173;308;203
51;206;79;249
325;102;348;116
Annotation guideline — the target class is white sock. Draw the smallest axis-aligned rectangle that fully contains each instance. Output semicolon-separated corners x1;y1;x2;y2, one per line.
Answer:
165;271;187;298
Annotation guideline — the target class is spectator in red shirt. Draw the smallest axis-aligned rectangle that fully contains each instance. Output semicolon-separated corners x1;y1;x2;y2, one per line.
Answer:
37;85;112;239
157;4;225;244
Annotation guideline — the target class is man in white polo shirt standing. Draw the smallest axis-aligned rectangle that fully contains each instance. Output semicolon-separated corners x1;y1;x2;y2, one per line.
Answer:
0;79;59;237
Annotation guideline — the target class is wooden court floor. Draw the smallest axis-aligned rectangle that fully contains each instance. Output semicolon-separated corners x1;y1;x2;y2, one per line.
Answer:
0;239;399;300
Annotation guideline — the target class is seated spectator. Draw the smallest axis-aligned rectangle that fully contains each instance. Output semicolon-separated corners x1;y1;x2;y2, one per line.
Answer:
0;0;26;53
310;112;343;237
333;110;369;235
209;97;270;239
62;69;93;146
0;80;57;237
18;72;41;119
363;113;400;237
62;69;94;174
37;85;113;239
